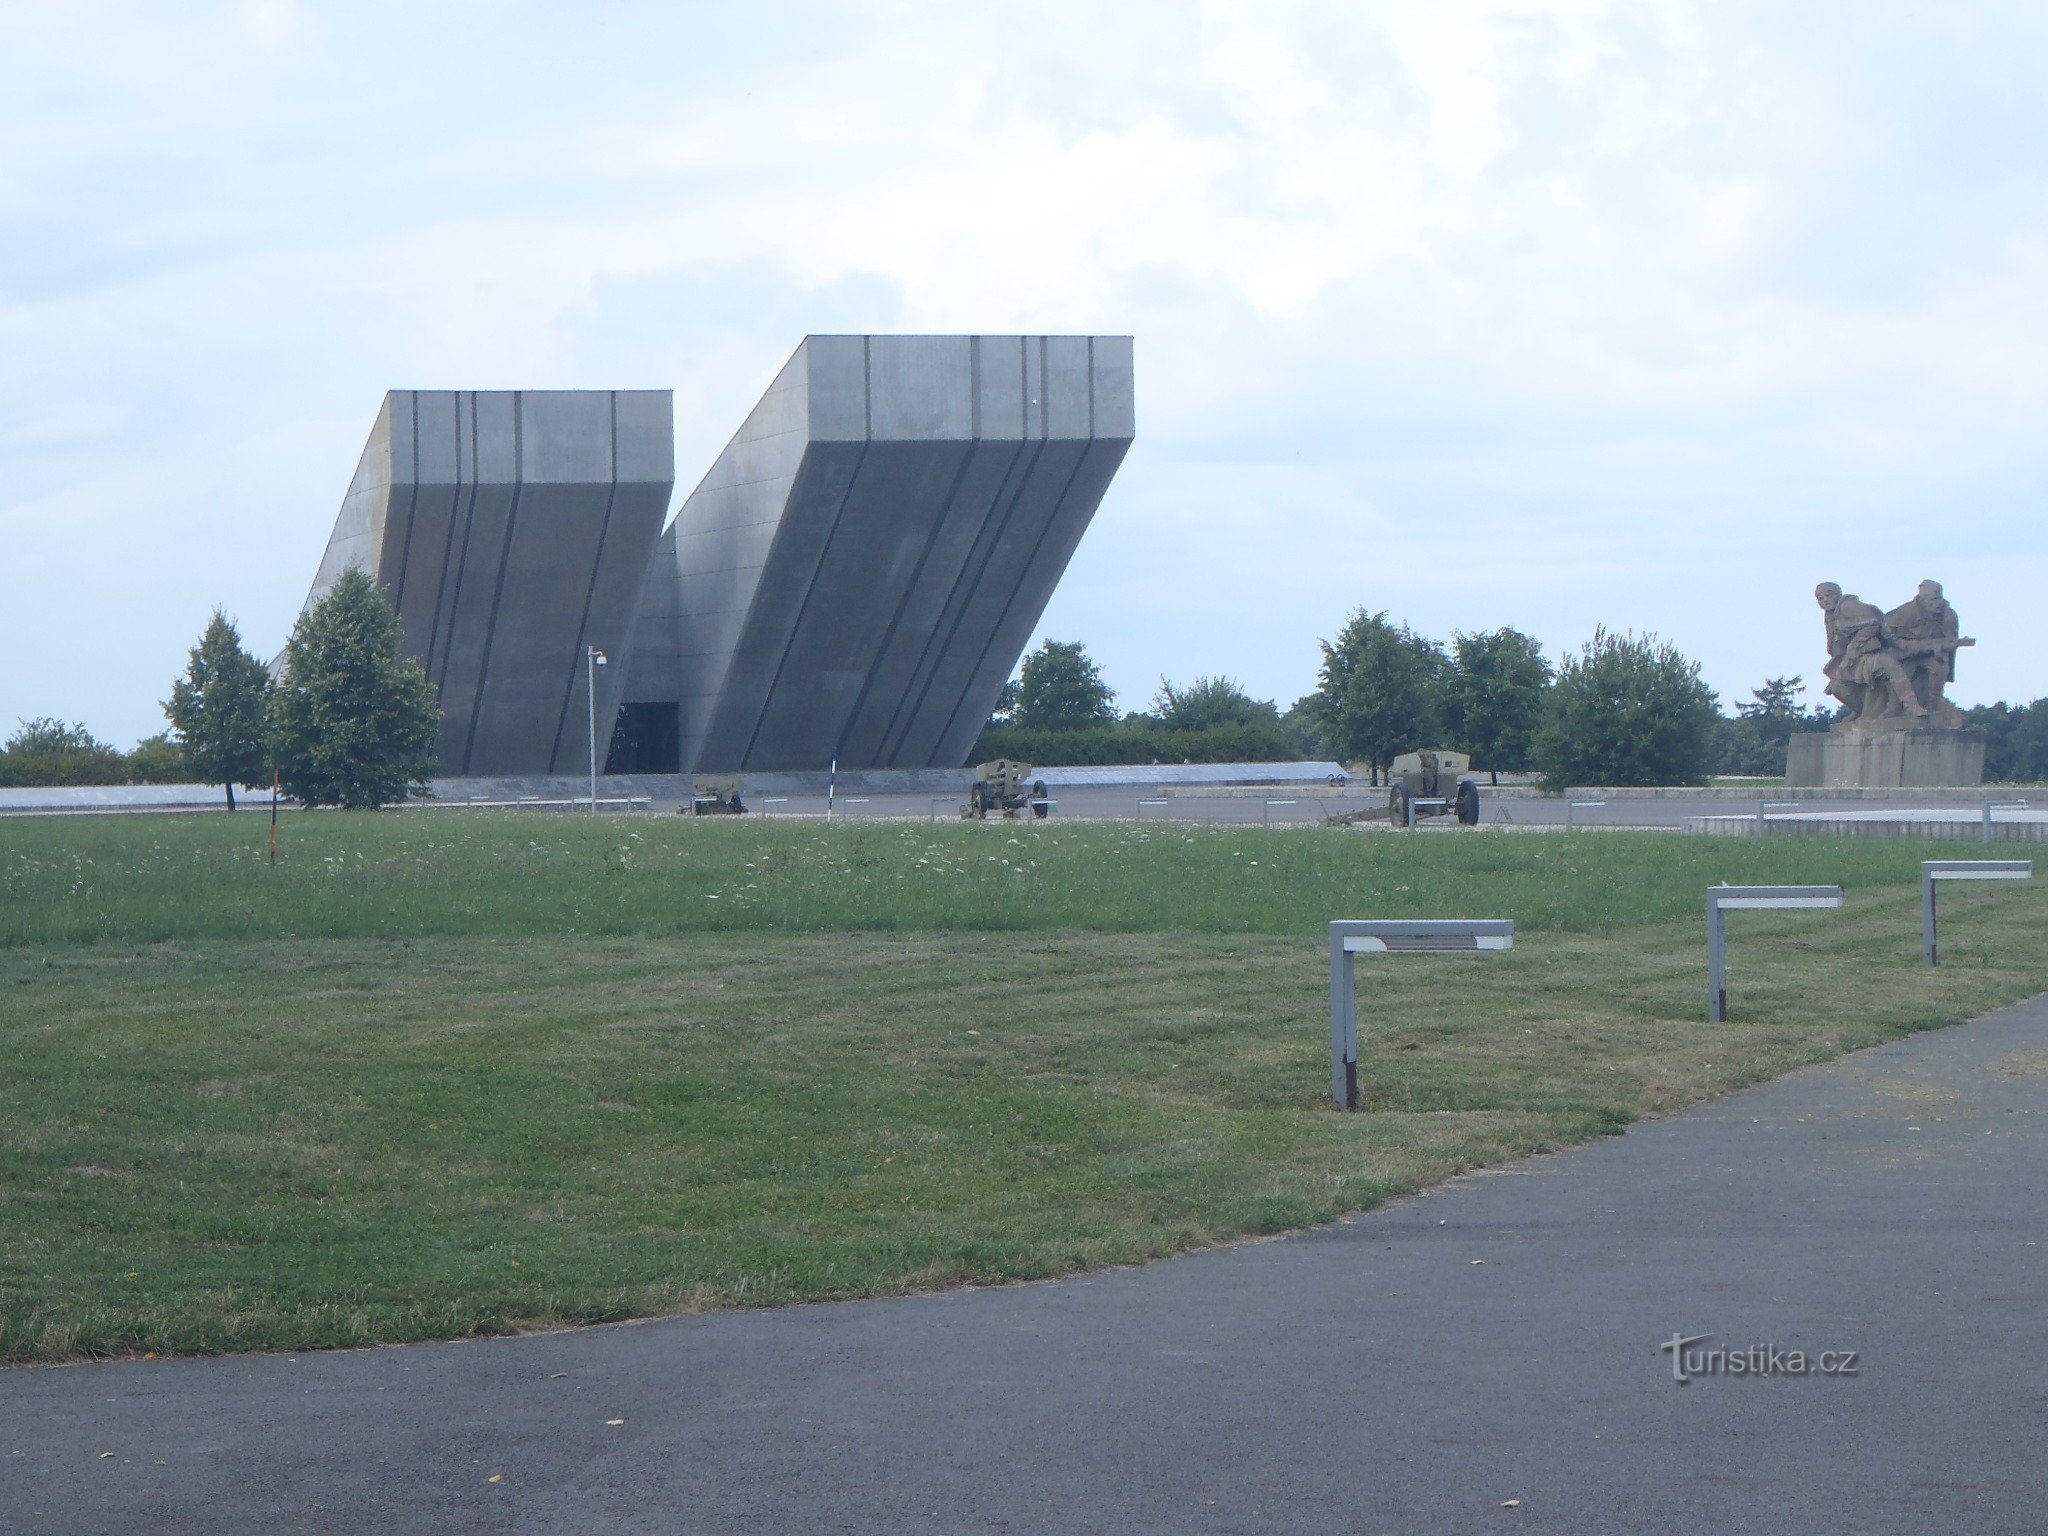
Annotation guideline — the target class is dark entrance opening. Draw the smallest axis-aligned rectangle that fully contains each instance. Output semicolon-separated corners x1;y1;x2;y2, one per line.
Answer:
605;702;680;775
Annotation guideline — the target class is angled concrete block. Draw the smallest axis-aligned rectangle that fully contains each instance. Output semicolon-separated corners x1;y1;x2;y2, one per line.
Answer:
303;390;675;776
616;334;1134;773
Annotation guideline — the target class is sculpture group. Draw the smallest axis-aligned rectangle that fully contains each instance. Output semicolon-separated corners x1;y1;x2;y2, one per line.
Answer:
1790;578;1983;787
1813;579;1974;732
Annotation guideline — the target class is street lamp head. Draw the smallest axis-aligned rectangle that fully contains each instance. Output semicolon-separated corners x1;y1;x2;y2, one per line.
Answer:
590;647;607;665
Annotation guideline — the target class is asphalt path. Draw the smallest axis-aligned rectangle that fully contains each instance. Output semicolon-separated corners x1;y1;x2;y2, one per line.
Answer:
10;993;2048;1533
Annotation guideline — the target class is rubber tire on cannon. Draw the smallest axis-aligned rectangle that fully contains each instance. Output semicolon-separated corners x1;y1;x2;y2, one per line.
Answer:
1388;782;1411;826
1031;779;1050;819
1454;779;1480;826
968;783;988;819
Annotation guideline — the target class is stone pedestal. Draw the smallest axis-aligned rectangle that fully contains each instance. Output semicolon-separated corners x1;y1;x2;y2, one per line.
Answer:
1785;729;1986;789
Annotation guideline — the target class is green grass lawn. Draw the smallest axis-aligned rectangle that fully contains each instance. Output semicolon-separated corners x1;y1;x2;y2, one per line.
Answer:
3;812;2044;1363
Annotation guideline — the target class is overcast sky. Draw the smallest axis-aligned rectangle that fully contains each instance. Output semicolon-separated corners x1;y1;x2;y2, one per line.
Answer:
4;0;2044;747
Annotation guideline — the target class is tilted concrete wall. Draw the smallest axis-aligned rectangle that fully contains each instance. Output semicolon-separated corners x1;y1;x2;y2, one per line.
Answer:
305;390;676;776
618;335;1134;772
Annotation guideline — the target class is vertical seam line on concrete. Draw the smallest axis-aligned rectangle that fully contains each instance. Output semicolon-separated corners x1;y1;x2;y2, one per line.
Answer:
734;344;872;770
836;436;981;764
889;436;1041;765
390;394;422;611
428;393;480;690
461;394;525;776
879;336;1034;763
1087;336;1096;435
940;440;1094;761
876;436;1030;764
547;393;622;775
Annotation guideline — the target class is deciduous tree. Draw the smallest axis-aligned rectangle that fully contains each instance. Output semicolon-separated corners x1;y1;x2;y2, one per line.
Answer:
1449;627;1549;784
1535;628;1718;789
270;570;441;809
1313;610;1447;784
1012;640;1116;731
165;609;272;809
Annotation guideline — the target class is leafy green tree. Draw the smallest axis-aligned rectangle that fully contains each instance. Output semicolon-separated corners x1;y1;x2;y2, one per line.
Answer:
125;733;189;784
1713;675;1823;777
0;719;129;787
984;678;1022;727
1449;627;1549;783
1012;640;1116;731
1153;676;1282;733
1313;610;1447;784
1280;694;1333;760
6;719;108;756
270;569;441;808
1535;628;1719;789
165;609;273;809
1968;698;2048;783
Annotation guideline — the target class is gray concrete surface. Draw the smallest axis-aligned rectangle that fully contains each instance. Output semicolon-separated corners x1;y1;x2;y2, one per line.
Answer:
10;994;2048;1533
1787;726;1987;788
617;335;1135;773
303;390;676;777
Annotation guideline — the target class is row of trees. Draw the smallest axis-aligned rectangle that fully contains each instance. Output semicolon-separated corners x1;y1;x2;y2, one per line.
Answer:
161;569;440;809
8;572;440;806
1966;699;2048;783
976;618;1842;788
974;641;1302;765
16;592;2048;796
0;718;186;788
1301;612;1730;787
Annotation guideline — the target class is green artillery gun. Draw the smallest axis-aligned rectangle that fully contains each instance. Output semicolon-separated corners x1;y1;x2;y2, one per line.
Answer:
963;759;1051;820
1387;749;1481;826
690;776;746;816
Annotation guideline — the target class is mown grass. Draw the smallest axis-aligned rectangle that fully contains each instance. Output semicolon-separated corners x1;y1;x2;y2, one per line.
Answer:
2;813;2044;1363
0;811;2016;943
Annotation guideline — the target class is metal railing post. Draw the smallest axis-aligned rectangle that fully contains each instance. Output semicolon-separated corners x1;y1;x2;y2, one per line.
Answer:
1328;919;1514;1110
1756;800;1799;835
1329;926;1357;1110
1922;860;2033;966
1708;895;1728;1023
1705;885;1845;1021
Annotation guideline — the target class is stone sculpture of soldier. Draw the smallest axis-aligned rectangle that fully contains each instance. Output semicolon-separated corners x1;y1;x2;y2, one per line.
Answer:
1813;581;1924;727
1882;579;1974;729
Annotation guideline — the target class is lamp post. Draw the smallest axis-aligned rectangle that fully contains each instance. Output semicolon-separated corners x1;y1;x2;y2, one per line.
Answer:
587;646;607;816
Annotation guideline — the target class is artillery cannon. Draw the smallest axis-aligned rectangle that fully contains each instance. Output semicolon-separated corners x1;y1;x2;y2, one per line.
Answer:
1387;749;1480;826
690;776;746;816
964;759;1051;820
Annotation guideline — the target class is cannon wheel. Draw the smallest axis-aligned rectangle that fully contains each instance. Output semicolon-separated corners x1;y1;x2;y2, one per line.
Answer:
1454;779;1480;826
1388;782;1411;826
969;783;988;818
1031;780;1050;819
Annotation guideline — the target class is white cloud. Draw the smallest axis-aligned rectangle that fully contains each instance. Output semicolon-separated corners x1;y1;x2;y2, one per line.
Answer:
1;0;2044;743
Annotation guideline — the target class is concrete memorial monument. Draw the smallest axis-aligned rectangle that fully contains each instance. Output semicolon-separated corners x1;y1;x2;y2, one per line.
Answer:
303;337;1134;779
1786;580;1985;787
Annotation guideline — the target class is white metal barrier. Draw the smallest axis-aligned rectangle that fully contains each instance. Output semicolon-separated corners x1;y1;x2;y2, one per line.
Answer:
1329;919;1514;1110
1923;860;2032;965
1706;885;1844;1022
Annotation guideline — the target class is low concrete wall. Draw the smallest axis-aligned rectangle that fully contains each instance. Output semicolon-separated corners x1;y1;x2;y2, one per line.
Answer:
0;783;265;815
1785;729;1987;789
1690;815;2046;843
